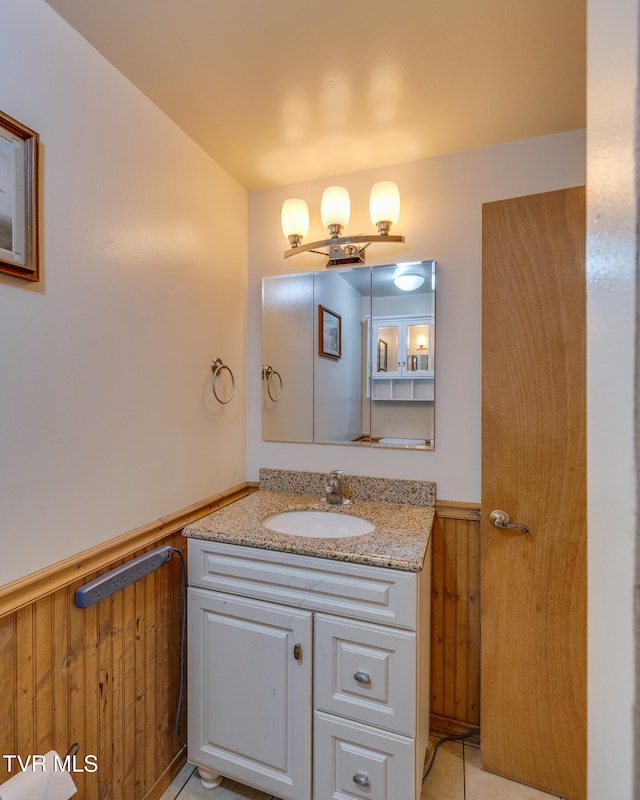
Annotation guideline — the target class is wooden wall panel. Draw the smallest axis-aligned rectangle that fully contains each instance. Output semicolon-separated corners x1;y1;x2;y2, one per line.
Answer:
0;531;188;800
431;502;481;739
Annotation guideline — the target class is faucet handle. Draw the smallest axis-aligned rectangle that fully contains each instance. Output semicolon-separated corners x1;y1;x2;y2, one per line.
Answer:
329;469;344;478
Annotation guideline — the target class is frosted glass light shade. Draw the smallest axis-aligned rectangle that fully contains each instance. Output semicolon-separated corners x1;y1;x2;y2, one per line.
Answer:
281;198;309;240
394;273;424;291
321;186;350;229
369;180;400;227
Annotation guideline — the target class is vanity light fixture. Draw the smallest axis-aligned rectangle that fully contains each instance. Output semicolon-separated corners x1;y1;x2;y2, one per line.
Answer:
281;181;405;267
416;333;428;350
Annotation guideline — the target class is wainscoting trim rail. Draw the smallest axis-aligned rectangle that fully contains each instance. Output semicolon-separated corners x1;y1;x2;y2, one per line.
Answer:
435;499;482;520
0;482;259;617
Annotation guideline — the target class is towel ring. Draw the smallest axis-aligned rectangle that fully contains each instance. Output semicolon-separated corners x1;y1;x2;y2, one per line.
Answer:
262;365;283;402
211;358;235;404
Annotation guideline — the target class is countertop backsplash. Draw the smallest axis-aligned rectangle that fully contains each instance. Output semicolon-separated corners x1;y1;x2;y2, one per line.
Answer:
259;468;436;507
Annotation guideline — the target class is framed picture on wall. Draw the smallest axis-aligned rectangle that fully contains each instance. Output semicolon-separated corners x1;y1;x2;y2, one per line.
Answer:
319;305;341;360
0;110;40;282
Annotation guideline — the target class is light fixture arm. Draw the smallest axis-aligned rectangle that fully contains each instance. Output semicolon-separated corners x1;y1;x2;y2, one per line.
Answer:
285;233;405;266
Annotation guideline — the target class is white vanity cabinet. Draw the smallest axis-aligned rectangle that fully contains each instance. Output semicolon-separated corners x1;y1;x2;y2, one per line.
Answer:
187;538;431;800
369;315;435;401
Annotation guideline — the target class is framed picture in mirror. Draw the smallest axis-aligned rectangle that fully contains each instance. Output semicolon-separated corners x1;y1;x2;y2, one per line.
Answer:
377;339;388;371
319;305;341;360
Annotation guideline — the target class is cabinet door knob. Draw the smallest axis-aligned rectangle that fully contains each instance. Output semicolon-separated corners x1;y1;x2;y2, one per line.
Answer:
353;772;370;787
353;670;371;684
293;643;302;662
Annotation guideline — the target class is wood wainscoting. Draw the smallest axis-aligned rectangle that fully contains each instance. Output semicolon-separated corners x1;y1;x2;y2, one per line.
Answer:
431;501;481;742
0;484;255;800
0;487;481;799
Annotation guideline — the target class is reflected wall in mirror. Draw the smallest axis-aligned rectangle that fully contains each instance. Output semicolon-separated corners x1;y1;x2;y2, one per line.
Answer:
262;260;435;450
262;273;314;443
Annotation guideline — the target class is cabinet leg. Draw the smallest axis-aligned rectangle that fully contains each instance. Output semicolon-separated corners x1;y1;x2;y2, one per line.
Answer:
197;767;223;789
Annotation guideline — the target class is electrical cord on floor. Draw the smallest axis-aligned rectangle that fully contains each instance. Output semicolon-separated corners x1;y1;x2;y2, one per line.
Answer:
422;728;480;784
173;547;188;747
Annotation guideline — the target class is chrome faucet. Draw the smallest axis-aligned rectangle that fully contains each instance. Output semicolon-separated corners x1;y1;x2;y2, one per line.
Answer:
322;470;352;506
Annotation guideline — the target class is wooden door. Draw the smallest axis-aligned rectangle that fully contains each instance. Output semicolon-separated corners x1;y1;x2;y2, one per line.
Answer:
481;187;586;799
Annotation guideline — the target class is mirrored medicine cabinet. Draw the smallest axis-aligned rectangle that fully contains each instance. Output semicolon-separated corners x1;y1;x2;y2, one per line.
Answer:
261;260;435;450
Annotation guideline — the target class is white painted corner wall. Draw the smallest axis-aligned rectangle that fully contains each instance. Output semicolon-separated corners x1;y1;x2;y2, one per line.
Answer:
586;0;637;796
247;130;586;501
0;0;248;585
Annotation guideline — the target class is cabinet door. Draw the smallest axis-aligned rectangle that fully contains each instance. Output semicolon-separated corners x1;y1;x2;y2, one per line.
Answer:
188;587;313;800
370;317;434;381
371;319;401;378
403;319;433;377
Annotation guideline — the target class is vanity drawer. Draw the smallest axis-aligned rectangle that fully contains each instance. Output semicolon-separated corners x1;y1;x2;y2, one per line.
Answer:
314;614;416;736
188;539;417;629
314;711;414;800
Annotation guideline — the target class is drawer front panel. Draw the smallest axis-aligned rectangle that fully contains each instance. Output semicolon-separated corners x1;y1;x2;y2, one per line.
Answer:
314;711;414;800
315;614;416;735
188;539;417;629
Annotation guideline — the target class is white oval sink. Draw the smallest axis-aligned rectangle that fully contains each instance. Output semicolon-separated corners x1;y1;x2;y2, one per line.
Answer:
262;510;374;538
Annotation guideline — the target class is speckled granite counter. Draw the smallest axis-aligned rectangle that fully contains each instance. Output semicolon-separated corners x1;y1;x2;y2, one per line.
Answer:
183;469;435;572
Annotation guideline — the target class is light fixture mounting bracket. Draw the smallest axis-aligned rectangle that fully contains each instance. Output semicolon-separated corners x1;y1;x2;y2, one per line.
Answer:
285;233;405;267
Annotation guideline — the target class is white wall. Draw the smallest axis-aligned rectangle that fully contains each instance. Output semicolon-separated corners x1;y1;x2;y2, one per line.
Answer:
0;0;248;585
313;271;363;443
586;0;637;795
262;273;314;442
247;131;586;501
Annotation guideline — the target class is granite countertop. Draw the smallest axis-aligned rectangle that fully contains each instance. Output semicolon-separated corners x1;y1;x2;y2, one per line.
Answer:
183;470;435;573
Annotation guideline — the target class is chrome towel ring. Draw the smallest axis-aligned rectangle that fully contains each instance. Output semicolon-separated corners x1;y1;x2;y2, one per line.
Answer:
211;357;235;404
262;364;283;402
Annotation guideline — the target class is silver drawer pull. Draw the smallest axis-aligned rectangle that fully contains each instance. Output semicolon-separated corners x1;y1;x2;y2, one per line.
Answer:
353;670;371;684
353;772;370;787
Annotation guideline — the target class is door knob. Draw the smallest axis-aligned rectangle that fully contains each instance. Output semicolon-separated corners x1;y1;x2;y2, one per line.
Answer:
489;509;530;536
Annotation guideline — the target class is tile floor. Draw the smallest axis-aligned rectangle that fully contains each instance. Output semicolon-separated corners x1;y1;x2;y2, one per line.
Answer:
160;738;569;800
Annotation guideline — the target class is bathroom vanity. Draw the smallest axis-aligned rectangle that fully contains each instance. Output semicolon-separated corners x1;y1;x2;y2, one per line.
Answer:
184;470;434;800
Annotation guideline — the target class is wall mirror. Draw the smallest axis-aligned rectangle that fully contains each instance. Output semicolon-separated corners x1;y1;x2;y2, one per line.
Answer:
262;260;435;450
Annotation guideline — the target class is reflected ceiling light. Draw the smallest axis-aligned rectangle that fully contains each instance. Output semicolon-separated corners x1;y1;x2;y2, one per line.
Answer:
281;181;404;267
394;273;424;291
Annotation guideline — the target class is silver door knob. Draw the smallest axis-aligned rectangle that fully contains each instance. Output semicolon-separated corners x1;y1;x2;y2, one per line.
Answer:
489;509;530;536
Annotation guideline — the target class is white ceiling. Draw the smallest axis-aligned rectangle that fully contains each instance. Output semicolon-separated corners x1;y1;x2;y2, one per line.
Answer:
44;0;586;190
